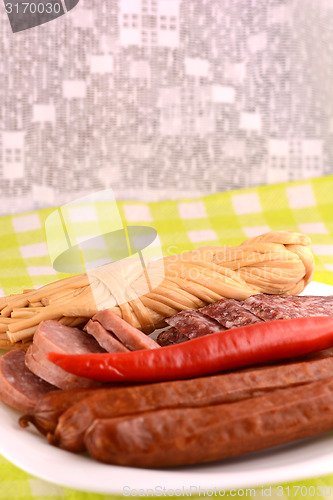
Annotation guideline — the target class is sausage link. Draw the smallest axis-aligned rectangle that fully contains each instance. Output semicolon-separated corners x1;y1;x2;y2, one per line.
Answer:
51;351;333;452
84;377;333;468
19;387;106;435
19;383;133;435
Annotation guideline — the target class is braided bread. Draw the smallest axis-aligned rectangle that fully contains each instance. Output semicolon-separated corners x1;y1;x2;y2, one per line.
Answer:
0;230;314;347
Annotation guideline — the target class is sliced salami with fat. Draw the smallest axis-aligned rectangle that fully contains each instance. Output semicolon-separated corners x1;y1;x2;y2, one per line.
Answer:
157;327;189;346
242;294;305;321
287;295;333;316
166;310;224;339
158;294;333;346
201;298;262;329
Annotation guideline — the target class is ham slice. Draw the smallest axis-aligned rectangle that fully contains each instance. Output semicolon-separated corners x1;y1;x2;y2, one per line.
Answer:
84;319;129;353
92;310;160;350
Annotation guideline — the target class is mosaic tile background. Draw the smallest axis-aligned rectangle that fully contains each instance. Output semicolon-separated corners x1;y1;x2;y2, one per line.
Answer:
1;0;333;215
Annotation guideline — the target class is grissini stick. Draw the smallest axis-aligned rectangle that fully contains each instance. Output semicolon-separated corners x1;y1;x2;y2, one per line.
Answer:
0;230;314;346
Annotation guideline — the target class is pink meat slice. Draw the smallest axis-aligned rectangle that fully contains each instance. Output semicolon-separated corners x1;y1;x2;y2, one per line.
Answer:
92;310;160;350
166;310;224;338
286;295;333;316
201;298;262;329
84;319;129;353
157;327;189;347
0;349;56;412
158;294;333;347
32;321;106;357
242;294;306;321
25;320;106;390
25;344;101;390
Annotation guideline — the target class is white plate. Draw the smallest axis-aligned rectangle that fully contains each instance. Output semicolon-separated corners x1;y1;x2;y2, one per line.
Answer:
0;281;333;495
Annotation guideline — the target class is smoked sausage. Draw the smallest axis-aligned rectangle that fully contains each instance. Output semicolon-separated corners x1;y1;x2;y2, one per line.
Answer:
19;387;106;435
47;350;333;452
84;377;333;467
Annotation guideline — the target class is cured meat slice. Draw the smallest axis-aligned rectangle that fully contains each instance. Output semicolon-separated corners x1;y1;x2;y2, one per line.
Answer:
158;311;222;346
201;298;262;329
159;294;333;347
160;300;258;346
84;320;129;353
166;310;224;339
242;294;305;321
31;321;107;357
287;295;333;316
25;320;105;390
157;327;189;347
0;349;56;412
25;344;102;390
92;310;160;350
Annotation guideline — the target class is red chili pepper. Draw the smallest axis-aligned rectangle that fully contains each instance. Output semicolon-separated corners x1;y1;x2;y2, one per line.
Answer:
48;316;333;383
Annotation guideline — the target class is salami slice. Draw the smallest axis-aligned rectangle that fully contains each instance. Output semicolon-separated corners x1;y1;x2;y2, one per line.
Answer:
158;294;333;347
157;327;189;347
242;294;305;321
166;310;224;339
201;298;262;329
286;295;333;316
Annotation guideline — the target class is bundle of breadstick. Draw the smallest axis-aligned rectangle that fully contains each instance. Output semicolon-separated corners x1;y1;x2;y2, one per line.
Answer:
0;230;314;349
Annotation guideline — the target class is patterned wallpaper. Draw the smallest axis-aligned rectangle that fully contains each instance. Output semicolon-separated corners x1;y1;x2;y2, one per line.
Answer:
0;0;333;215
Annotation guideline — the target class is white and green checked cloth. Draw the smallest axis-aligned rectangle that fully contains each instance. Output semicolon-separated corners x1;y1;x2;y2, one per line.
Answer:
1;176;333;499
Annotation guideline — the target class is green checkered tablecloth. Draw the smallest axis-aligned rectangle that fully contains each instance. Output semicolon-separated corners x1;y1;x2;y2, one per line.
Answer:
1;175;333;499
